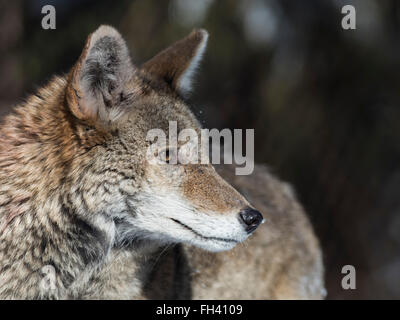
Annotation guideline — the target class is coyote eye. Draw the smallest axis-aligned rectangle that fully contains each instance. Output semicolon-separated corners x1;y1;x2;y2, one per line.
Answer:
165;149;171;163
158;148;177;164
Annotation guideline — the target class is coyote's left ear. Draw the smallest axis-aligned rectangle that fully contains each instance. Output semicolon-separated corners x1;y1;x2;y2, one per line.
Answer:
66;25;139;126
142;29;208;96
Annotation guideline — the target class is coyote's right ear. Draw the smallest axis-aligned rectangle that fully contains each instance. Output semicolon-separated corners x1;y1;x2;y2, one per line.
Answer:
66;25;139;126
142;29;208;97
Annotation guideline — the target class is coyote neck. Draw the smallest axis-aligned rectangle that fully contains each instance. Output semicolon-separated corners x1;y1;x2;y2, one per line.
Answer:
0;77;110;298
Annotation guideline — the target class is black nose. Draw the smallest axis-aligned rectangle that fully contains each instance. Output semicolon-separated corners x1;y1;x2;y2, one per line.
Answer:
239;207;263;233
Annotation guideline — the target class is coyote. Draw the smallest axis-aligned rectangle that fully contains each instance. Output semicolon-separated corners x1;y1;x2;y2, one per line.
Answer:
0;26;325;299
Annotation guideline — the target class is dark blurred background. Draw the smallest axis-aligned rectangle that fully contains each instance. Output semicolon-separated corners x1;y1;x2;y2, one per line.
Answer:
1;0;400;299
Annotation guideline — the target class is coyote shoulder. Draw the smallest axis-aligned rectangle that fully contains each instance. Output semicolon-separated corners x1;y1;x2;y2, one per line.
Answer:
0;25;325;299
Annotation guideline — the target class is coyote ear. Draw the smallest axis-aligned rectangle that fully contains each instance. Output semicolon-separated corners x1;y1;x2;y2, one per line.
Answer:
66;25;138;125
142;29;208;96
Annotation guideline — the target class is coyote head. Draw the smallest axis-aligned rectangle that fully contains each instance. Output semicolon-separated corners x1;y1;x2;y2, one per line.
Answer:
63;25;263;252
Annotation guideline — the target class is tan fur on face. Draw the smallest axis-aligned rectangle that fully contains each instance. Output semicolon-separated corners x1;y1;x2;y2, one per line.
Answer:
182;164;248;213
